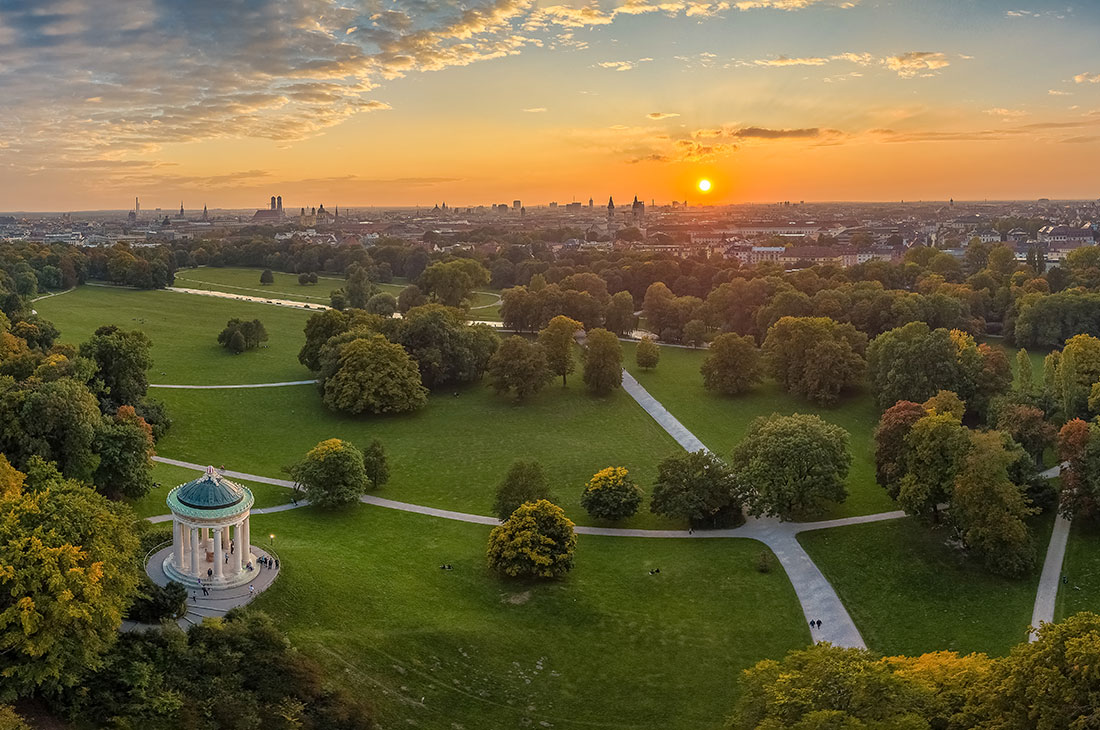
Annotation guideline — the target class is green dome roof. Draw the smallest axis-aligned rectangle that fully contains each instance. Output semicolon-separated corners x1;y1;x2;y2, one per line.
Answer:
174;466;245;510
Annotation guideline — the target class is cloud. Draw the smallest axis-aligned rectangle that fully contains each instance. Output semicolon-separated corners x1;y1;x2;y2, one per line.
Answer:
647;112;680;119
754;56;830;67
598;58;653;71
1049;89;1072;96
1074;72;1100;84
883;51;951;78
733;126;822;138
984;108;1027;118
523;107;547;112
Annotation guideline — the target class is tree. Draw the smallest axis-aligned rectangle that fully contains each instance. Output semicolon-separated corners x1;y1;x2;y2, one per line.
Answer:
701;333;762;396
970;612;1100;728
486;336;552;402
537;315;583;386
635;336;660;370
492;459;551;521
318;334;428;415
299;308;355;371
397;284;427;313
79;324;153;407
682;319;707;348
93;406;155;500
874;400;927;497
1058;419;1100;519
345;264;374;309
897;412;970;523
951;430;1037;577
366;292;397;317
580;467;643;521
8;377;104;482
487;500;576;579
867;322;972;411
291;438;369;508
361;438;389;490
732;413;851;520
0;707;30;730
581;328;622;395
762;316;866;406
997;404;1056;466
923;389;965;419
0;459;140;699
604;290;637;335
1014;348;1035;396
217;318;268;353
650;450;739;526
419;259;489;307
259;269;274;284
381;304;499;389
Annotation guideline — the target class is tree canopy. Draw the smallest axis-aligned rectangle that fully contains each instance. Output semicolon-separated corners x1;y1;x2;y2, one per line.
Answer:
487;499;577;579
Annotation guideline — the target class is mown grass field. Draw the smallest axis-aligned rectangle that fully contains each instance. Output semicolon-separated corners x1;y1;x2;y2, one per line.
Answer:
251;505;809;730
36;286;314;385
799;512;1054;656
1055;519;1100;621
621;341;894;519
153;378;683;528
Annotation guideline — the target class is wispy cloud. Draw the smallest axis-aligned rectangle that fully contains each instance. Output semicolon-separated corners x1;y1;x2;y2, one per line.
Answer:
1074;72;1100;84
647;112;680;119
523;107;548;112
598;58;653;71
883;51;952;78
1049;89;1072;96
746;51;951;77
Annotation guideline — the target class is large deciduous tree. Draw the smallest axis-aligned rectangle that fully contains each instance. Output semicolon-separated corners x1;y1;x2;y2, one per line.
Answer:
318;334;427;415
381;304;499;389
418;259;489;307
604;291;637;336
0;458;140;700
487;499;576;579
649;450;740;526
700;333;762;396
996;403;1056;466
635;336;660;370
581;328;622;395
866;322;964;410
217;318;268;353
580;467;643;521
732;413;852;520
291;438;369;508
874;400;928;498
762;316;866;405
486;336;552;402
79;324;153;408
897;412;970;523
361;438;390;490
537;316;583;386
93;406;155;500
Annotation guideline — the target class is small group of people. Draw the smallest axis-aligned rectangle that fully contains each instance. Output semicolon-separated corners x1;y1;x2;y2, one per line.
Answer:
648;568;661;575
258;555;278;569
439;564;454;571
808;618;823;630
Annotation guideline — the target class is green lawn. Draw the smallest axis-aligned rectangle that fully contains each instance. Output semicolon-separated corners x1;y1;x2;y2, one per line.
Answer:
622;342;894;519
1055;520;1100;621
127;461;294;520
173;266;502;316
251;504;808;730
153;378;683;528
799;513;1054;656
35;286;314;385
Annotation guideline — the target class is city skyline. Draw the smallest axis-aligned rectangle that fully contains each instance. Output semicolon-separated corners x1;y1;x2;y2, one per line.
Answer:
1;0;1099;210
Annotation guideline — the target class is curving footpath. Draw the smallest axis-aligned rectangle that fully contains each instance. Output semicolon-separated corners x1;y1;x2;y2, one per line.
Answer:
1030;464;1068;640
150;380;318;390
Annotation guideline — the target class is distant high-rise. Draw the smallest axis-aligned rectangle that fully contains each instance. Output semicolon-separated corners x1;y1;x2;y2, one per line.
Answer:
513;200;521;210
270;196;277;210
632;195;644;224
276;195;283;213
588;197;593;208
135;197;140;217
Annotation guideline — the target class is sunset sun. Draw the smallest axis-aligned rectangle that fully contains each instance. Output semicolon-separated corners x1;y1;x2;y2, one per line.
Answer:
697;179;712;193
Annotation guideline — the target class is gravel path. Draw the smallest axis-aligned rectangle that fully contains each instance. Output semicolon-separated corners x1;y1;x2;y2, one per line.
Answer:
1030;463;1068;640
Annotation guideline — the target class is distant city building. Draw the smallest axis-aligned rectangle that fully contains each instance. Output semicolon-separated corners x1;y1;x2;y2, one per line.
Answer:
252;195;286;222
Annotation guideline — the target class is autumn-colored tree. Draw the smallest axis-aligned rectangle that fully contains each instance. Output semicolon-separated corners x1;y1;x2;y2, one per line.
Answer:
580;467;643;521
922;389;966;419
951;430;1038;577
873;400;928;498
537;315;583;386
898;412;970;523
701;333;762;396
486;499;576;579
1014;348;1035;396
997;404;1056;466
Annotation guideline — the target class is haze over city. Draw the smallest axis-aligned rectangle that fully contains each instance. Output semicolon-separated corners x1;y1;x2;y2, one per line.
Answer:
2;0;1099;211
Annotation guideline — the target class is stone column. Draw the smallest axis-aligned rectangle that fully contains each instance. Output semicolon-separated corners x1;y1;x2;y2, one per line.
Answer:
241;516;251;562
213;527;224;579
221;526;230;551
190;526;201;576
174;520;185;570
232;521;243;574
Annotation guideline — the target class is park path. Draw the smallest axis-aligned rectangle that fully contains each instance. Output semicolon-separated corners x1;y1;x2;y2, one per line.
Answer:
620;370;709;453
149;380;318;390
165;285;329;311
1030;463;1068;640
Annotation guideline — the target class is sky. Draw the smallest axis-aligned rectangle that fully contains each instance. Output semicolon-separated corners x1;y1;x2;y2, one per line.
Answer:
1;0;1098;211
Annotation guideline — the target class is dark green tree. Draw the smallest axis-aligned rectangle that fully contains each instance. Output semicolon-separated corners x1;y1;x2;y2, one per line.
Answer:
486;336;552;402
581;328;622;395
361;438;390;490
290;438;370;508
649;450;739;526
492;459;551;521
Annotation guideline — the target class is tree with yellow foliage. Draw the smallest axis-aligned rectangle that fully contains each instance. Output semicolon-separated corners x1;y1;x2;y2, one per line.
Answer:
487;500;576;579
580;467;643;521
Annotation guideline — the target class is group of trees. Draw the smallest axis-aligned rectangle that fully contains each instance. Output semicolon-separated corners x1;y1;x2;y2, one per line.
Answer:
299;304;498;415
730;612;1100;730
217;318;268;353
287;437;390;508
874;391;1043;576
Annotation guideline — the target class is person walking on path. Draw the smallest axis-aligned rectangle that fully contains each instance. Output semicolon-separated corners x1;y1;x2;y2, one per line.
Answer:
249;584;255;595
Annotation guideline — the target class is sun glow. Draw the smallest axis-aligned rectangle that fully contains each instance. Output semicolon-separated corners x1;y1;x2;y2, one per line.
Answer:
697;178;712;193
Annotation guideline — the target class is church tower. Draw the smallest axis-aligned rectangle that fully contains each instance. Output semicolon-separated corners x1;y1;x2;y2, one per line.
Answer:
607;196;615;224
